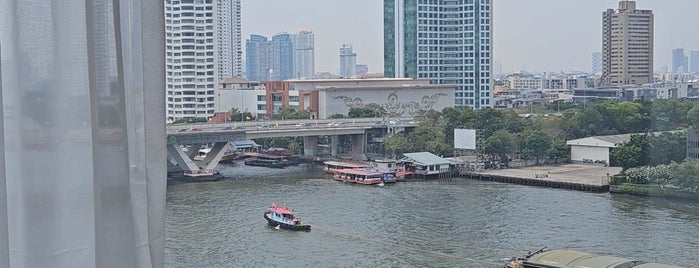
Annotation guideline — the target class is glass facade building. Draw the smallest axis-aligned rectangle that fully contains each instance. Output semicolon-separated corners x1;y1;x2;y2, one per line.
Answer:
384;0;493;108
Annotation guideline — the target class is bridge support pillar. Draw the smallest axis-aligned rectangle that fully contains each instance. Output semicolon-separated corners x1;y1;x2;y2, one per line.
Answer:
186;144;203;160
330;135;340;157
351;133;366;160
167;144;201;173
303;136;318;156
199;142;230;171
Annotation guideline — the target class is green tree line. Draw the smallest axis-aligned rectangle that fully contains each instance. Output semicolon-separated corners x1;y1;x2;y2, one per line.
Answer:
383;99;699;167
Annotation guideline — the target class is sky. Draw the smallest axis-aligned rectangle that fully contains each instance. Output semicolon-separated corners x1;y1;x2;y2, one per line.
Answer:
242;0;699;74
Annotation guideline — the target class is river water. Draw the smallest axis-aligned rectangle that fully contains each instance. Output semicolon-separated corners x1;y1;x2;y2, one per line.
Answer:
165;164;699;268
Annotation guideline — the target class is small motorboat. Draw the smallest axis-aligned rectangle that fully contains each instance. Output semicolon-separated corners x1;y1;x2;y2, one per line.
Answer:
263;204;311;231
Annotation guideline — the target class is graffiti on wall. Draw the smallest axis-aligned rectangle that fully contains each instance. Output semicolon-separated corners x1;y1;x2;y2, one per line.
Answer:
332;92;448;117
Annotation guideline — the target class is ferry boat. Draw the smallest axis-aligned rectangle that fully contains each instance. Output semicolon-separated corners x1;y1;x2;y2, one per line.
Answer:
322;161;367;174
263;204;311;231
332;167;399;185
504;248;685;268
244;153;293;168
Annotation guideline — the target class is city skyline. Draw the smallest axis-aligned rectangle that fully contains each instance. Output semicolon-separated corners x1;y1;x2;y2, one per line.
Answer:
242;0;699;74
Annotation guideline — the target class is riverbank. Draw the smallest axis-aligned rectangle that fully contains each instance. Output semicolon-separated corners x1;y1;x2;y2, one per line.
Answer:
610;183;699;201
460;164;623;192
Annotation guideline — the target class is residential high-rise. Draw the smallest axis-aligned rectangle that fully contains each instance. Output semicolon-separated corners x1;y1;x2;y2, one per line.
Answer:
292;30;315;79
165;0;217;120
591;52;602;74
245;34;271;81
384;0;493;108
272;33;295;80
245;33;294;81
672;48;688;73
690;51;699;74
339;44;357;78
602;1;654;85
217;0;243;78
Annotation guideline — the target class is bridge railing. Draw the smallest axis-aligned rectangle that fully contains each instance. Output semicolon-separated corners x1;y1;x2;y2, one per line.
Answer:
166;117;416;130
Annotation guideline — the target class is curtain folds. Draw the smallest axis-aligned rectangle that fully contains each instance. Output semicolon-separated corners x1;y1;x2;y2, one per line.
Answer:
0;0;166;267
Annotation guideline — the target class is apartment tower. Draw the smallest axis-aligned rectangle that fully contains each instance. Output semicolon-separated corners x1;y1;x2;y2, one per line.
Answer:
245;33;295;81
164;0;242;121
384;0;493;108
602;1;654;85
672;48;688;73
339;44;357;78
217;0;243;78
690;51;699;74
292;30;315;79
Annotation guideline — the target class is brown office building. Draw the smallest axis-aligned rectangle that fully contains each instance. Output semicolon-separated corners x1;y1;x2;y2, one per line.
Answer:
602;1;654;85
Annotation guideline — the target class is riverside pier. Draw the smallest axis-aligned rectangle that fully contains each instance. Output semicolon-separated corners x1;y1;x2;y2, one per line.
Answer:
460;164;623;192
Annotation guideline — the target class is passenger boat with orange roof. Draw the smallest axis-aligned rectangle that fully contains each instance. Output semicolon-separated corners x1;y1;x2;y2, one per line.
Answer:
263;204;311;231
322;161;368;174
332;167;400;185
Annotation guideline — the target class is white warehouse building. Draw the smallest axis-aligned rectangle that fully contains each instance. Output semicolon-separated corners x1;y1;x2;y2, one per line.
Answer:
566;134;633;165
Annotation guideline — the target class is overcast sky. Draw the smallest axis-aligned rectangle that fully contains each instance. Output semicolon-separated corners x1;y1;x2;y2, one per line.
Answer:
242;0;699;74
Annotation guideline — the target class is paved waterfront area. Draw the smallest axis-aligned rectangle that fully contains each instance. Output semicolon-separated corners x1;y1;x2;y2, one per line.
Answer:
473;164;623;186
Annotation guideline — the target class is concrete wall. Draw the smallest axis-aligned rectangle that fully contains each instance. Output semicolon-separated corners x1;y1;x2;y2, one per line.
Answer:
317;86;454;119
216;89;267;116
570;145;609;164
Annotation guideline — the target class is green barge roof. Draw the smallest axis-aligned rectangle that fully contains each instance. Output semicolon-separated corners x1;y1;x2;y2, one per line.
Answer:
524;250;685;268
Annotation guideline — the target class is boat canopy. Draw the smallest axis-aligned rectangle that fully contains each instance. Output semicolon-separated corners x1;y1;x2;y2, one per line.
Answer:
524;250;685;268
525;250;594;267
323;161;366;168
568;256;638;268
268;205;293;215
633;264;685;268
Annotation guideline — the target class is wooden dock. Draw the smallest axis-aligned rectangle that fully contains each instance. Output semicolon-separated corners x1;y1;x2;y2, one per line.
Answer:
460;164;623;192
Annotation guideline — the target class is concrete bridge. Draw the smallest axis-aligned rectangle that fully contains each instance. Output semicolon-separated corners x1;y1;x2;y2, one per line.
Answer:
166;117;416;176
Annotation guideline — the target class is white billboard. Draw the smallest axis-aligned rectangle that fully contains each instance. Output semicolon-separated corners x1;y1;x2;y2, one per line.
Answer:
454;129;477;149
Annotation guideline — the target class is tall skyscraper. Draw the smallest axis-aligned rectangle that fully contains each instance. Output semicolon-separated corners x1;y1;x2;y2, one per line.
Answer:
339;44;357;78
292;30;315;79
384;0;493;108
672;48;689;73
165;0;217;120
217;0;243;78
245;34;271;81
245;33;294;81
272;33;295;80
591;52;602;74
602;1;653;85
690;51;699;74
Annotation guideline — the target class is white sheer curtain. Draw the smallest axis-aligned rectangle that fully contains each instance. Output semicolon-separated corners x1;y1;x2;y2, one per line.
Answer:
0;0;166;267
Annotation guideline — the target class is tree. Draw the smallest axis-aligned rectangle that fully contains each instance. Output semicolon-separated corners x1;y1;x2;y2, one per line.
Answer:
546;140;568;163
383;133;411;158
524;131;550;164
230;108;255;122
328;113;345;119
482;130;517;166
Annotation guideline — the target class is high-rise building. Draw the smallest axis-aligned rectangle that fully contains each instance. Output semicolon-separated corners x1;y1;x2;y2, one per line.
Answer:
690;51;699;74
292;30;315;79
384;0;493;108
217;0;242;78
602;1;654;85
272;33;295;80
591;52;602;74
356;64;369;77
245;33;294;81
672;48;688;73
165;0;217;120
339;44;357;78
245;34;271;81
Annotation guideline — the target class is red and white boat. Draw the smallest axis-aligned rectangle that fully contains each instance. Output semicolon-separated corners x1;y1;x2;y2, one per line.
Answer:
322;161;367;174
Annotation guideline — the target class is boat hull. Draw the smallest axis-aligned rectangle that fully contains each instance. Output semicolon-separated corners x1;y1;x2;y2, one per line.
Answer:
263;214;311;231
